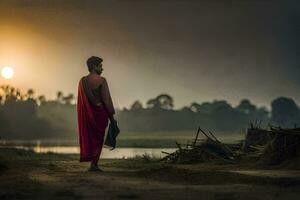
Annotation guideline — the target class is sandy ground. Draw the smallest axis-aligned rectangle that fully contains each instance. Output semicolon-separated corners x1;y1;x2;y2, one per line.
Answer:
1;149;300;200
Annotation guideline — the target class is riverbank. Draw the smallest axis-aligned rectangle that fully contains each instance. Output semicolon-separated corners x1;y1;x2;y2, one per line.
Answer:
0;131;244;148
1;148;300;200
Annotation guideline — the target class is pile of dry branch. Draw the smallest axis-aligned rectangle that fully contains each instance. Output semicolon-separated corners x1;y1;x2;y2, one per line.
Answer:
162;124;300;166
260;126;300;165
242;124;300;165
161;127;236;164
243;123;271;152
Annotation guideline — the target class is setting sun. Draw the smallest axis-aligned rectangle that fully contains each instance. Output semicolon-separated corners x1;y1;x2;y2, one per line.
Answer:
1;66;14;79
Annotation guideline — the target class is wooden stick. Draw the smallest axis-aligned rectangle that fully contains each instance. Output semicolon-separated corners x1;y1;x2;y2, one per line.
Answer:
161;151;171;155
199;127;215;142
193;126;201;146
208;131;219;143
209;130;234;155
176;141;182;151
258;120;262;129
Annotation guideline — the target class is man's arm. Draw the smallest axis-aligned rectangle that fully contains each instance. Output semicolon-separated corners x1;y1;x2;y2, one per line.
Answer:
100;77;116;122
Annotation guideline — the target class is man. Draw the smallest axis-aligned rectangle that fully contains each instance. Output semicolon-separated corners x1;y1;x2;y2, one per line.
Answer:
77;56;117;171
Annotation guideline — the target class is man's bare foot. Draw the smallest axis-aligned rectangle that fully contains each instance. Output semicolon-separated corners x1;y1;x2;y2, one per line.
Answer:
88;164;103;172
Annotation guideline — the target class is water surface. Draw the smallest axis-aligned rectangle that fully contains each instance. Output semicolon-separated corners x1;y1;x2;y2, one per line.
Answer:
12;145;176;159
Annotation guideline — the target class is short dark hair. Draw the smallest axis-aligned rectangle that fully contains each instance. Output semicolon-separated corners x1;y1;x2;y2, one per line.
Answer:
86;56;103;71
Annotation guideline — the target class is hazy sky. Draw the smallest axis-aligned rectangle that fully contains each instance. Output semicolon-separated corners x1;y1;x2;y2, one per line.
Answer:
0;0;299;109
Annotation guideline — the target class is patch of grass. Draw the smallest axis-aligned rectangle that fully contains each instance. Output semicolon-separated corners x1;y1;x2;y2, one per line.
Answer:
116;138;183;148
102;157;168;171
0;148;36;160
130;152;160;163
0;147;72;162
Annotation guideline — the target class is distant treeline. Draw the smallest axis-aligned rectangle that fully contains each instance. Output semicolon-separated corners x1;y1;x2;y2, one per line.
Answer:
0;85;300;140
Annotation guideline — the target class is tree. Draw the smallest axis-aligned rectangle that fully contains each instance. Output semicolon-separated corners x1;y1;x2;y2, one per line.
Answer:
197;102;213;114
197;100;231;115
189;102;201;112
146;94;174;110
271;97;300;128
56;91;64;103
38;95;46;105
146;98;160;109
27;89;35;99
156;94;174;110
16;89;22;100
236;99;257;114
130;100;143;110
62;93;74;105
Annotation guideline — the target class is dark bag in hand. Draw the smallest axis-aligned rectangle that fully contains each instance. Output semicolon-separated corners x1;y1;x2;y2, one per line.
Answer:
104;122;120;150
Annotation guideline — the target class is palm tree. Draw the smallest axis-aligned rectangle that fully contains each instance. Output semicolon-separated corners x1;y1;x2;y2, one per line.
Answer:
27;89;35;99
63;93;74;105
56;91;64;103
38;95;46;105
10;87;15;96
16;89;22;100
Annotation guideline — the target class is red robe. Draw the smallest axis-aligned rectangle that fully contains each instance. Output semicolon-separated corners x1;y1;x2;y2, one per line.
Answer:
77;78;109;162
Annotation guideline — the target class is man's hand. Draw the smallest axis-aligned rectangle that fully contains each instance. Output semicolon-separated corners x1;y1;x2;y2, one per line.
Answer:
110;118;117;125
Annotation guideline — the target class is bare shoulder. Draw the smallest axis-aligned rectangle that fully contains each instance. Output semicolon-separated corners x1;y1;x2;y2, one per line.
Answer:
98;76;108;84
86;75;106;87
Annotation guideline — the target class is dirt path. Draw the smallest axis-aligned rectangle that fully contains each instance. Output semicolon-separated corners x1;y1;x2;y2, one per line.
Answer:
229;170;300;178
1;152;300;200
26;160;300;200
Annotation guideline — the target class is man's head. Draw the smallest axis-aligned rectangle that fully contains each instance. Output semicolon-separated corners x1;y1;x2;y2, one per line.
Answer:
87;56;103;75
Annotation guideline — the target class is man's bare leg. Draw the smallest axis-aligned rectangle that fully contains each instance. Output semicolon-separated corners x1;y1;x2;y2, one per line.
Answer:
88;154;102;171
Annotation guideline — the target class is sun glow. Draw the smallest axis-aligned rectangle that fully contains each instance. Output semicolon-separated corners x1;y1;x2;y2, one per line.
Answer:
1;66;14;79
